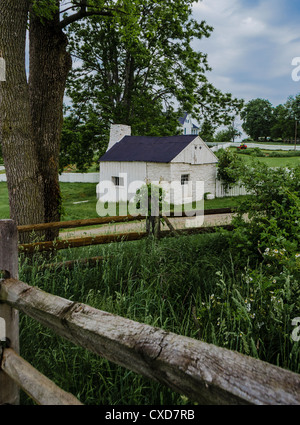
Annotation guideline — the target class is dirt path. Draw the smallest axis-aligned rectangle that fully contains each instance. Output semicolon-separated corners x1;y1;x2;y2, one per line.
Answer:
59;213;234;239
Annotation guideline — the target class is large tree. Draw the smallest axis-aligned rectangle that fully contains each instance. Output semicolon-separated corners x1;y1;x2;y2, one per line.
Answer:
0;0;242;240
241;98;274;141
63;2;243;169
268;94;300;144
0;0;45;231
0;0;118;241
63;1;212;157
285;94;300;147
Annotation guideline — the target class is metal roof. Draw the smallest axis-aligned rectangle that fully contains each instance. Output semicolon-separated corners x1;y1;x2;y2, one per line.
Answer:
178;112;188;126
99;135;198;163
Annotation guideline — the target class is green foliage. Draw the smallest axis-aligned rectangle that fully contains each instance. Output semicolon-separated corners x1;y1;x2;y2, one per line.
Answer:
19;230;300;404
214;125;241;144
216;148;243;190
271;104;295;141
241;93;300;143
195;265;300;369
194;83;244;129
65;0;210;135
16;161;300;404
19;233;232;404
134;182;166;217
60;112;106;172
236;147;300;158
228;161;300;274
31;0;59;21
285;93;300;122
241;98;274;141
63;0;243;166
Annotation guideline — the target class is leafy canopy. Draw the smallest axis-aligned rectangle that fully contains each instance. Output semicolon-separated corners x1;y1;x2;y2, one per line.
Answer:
62;0;243;169
241;98;273;141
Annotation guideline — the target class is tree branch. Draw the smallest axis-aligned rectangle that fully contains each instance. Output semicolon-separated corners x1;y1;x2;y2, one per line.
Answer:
60;9;114;29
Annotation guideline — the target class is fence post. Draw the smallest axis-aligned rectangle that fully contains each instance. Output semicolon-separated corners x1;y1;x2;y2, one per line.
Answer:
0;220;19;405
146;215;160;239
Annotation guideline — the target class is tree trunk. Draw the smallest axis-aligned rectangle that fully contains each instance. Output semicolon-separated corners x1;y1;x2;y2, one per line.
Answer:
29;9;72;241
0;0;45;242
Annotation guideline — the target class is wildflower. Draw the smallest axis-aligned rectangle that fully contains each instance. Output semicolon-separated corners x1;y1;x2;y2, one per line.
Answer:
295;253;300;258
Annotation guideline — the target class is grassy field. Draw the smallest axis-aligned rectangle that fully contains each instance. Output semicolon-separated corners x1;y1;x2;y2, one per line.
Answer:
19;232;299;405
238;154;300;168
1;147;299;221
1;165;298;405
0;181;246;221
232;147;300;168
0;182;98;221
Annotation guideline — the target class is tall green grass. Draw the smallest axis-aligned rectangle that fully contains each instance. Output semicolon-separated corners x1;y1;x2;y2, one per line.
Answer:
19;232;300;405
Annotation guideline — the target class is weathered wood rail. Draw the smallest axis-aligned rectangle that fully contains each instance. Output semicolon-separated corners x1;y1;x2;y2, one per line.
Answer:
2;219;299;405
16;208;233;234
0;347;82;405
17;214;146;233
19;225;235;253
17;208;234;253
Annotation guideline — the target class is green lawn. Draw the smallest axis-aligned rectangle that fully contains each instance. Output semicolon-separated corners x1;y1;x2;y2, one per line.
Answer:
230;147;300;168
0;182;245;221
60;183;98;221
0;182;99;221
0;182;9;219
238;154;300;168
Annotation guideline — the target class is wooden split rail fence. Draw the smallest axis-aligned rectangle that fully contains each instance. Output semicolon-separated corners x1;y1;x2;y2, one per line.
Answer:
17;208;234;253
1;216;300;405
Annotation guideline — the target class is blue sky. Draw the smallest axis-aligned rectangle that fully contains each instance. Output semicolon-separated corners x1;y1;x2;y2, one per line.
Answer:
192;0;300;108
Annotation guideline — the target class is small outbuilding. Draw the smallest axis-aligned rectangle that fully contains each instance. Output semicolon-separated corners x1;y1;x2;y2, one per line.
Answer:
97;124;218;206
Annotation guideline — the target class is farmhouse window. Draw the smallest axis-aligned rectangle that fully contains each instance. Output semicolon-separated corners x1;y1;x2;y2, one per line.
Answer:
112;176;124;186
181;174;189;185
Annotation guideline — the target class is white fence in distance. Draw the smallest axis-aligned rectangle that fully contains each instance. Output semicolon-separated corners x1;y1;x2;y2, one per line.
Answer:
0;172;250;199
0;172;99;184
215;181;250;198
58;172;99;183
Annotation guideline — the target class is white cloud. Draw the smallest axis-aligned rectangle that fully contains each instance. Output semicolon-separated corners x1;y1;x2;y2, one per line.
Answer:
192;0;300;106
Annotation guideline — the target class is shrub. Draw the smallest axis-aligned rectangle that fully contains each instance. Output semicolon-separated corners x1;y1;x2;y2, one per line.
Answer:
228;161;300;274
216;148;243;190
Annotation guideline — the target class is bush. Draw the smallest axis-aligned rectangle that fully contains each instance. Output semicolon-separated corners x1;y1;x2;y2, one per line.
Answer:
216;148;243;190
228;161;300;273
236;147;265;157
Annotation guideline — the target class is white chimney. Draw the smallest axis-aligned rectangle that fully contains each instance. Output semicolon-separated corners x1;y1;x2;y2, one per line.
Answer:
107;124;131;151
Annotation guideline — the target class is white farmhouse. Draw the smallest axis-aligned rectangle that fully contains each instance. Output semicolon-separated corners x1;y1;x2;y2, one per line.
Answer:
97;124;218;207
178;112;200;135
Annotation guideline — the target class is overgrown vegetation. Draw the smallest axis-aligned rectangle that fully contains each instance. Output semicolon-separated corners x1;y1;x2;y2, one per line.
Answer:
19;227;300;405
4;157;299;405
215;148;243;190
